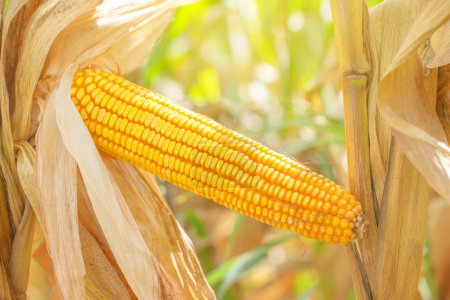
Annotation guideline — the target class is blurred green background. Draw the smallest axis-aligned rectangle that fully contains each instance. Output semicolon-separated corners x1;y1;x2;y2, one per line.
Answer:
131;1;388;299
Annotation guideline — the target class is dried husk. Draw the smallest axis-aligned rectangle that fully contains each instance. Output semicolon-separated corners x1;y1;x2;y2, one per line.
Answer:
437;65;450;147
2;0;214;299
423;21;450;68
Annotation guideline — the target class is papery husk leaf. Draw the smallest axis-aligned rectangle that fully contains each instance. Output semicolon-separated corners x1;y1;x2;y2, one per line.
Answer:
0;9;22;230
12;0;101;141
0;151;12;262
368;0;448;297
8;202;34;300
93;11;173;74
39;1;212;298
437;65;450;141
104;156;216;299
0;148;22;232
368;0;422;197
15;141;44;229
52;66;162;299
27;258;53;300
45;0;179;75
423;21;450;68
36;89;84;300
32;239;63;299
378;55;450;200
10;141;42;298
3;0;41;107
76;174;136;298
10;0;212;298
79;225;132;300
371;0;450;202
374;140;429;300
369;0;446;196
0;67;22;233
0;0;27;245
0;258;13;300
386;0;450;75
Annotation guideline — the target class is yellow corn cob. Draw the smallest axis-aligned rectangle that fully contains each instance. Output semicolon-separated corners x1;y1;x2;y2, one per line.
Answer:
71;68;364;244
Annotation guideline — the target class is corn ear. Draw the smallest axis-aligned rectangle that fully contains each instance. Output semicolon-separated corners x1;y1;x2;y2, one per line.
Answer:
71;68;364;244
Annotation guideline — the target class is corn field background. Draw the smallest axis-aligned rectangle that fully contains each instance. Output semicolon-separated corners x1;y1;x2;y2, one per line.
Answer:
1;0;449;299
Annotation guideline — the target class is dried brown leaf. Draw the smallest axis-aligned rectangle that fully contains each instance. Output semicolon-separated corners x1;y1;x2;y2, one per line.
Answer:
27;258;53;300
378;54;450;201
437;65;450;141
105;157;215;299
369;0;450;200
15;141;44;229
374;141;429;300
368;0;424;199
3;0;41;107
12;0;100;140
51;67;160;299
368;0;449;297
6;1;212;299
8;203;35;299
387;0;450;75
0;153;12;262
79;225;131;300
32;240;63;299
0;258;13;300
76;173;136;298
423;21;450;68
36;92;84;300
44;0;178;75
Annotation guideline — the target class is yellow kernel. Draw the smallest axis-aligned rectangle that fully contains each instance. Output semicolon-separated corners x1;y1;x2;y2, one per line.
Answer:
338;199;347;208
106;97;116;110
117;102;127;115
274;212;281;221
85;101;94;114
94;91;105;105
80;94;91;106
111;100;121;113
96;109;106;122
119;119;128;132
76;88;85;101
88;121;96;133
91;106;100;120
253;194;260;205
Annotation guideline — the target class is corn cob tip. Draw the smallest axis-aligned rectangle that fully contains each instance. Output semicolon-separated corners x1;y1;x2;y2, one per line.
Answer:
352;212;367;241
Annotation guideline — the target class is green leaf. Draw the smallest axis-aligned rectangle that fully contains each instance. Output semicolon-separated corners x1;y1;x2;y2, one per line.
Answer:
207;234;294;299
185;210;207;238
